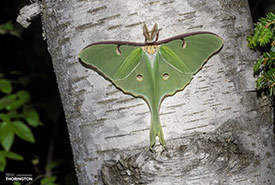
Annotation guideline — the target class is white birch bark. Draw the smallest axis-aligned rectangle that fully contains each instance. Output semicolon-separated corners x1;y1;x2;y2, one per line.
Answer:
40;0;275;184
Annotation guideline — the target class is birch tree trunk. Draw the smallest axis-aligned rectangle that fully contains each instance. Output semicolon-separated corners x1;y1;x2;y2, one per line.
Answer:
40;0;275;184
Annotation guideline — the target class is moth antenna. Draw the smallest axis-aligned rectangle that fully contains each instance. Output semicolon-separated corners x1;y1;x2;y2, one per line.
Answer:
150;23;158;40
143;23;151;42
155;28;161;42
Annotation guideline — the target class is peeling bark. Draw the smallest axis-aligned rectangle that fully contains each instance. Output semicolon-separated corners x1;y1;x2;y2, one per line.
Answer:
41;0;275;184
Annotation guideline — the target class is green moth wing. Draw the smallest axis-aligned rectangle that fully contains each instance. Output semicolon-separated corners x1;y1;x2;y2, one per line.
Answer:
156;33;223;102
79;44;155;103
79;29;223;149
79;44;141;80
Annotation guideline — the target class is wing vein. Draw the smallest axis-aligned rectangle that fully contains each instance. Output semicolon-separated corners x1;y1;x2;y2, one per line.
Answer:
159;50;192;75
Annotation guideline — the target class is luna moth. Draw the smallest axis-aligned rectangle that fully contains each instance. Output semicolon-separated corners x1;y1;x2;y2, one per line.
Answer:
79;23;223;149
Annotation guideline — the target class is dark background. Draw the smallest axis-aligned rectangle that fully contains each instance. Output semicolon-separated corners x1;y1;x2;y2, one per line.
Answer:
0;0;274;184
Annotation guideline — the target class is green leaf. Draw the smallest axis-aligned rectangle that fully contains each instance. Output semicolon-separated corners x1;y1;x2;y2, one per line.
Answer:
0;113;10;122
0;94;16;111
6;110;20;119
11;121;35;143
0;21;13;35
253;58;264;74
0;154;6;172
248;12;275;97
247;37;255;48
23;107;40;127
17;90;30;102
0;79;12;94
0;21;22;38
0;122;14;151
6;90;30;110
247;12;275;49
258;28;273;46
13;182;21;185
40;176;57;185
46;159;64;170
0;151;23;160
259;12;275;26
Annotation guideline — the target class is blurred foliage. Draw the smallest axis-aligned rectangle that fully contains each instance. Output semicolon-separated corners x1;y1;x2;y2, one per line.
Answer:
0;74;40;172
0;21;23;38
247;12;275;96
40;176;59;185
0;0;77;184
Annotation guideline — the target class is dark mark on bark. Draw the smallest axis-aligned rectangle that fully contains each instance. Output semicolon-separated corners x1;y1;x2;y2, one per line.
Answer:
71;76;87;83
54;22;70;33
222;91;232;95
125;22;144;28
108;24;122;30
221;107;232;111
192;110;206;115
198;86;209;90
97;98;117;104
202;64;213;68
233;110;240;113
128;12;138;16
136;111;149;115
148;1;160;5
74;89;86;95
98;14;120;22
83;157;99;162
200;89;209;93
76;14;120;31
88;6;107;14
221;24;234;28
130;128;149;133
211;80;219;84
106;89;120;96
167;103;186;109
116;97;136;104
97;148;121;154
76;22;104;31
217;70;225;74
161;0;175;5
105;133;129;140
80;118;107;128
210;103;223;107
58;37;70;45
105;103;144;113
68;61;82;68
107;84;113;88
188;25;203;30
179;11;196;16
